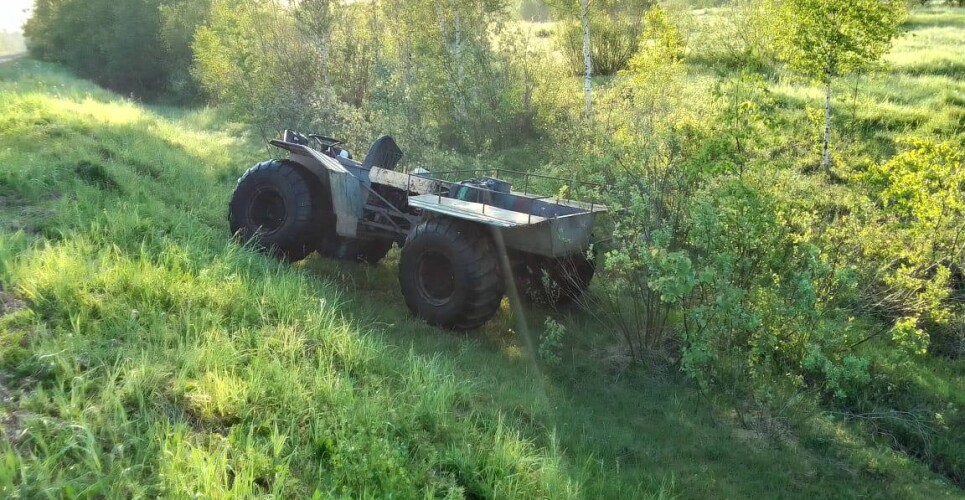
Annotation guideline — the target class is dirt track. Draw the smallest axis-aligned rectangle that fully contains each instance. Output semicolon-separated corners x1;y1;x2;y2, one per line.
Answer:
0;53;25;64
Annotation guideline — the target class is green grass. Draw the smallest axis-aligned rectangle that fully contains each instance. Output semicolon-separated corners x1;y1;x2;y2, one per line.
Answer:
1;8;964;497
0;61;581;498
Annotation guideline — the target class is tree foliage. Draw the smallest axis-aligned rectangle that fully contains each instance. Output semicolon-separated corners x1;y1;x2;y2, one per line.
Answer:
774;0;905;173
776;0;906;80
551;0;655;76
193;0;537;153
24;0;206;98
859;138;965;355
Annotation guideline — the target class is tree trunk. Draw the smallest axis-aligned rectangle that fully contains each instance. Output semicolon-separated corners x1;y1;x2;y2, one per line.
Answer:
822;76;832;174
321;43;331;87
581;0;592;118
453;8;467;121
435;0;467;123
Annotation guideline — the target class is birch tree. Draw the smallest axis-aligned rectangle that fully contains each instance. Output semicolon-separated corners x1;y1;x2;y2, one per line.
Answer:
776;0;904;175
581;0;592;117
295;0;337;87
435;0;469;122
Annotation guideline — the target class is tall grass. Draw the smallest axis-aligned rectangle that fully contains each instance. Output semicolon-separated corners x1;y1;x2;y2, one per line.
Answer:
1;9;963;493
0;61;581;498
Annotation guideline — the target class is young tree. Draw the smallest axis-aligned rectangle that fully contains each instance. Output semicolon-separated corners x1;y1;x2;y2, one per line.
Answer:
622;5;685;135
545;0;596;118
295;0;338;88
580;0;592;117
776;0;904;174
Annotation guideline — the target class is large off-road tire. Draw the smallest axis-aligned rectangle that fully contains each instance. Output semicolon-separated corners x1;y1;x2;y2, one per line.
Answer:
515;253;595;306
229;160;325;261
399;219;505;330
550;253;596;302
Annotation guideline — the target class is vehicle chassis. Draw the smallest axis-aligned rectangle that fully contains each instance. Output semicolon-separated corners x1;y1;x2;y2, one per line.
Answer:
231;131;607;329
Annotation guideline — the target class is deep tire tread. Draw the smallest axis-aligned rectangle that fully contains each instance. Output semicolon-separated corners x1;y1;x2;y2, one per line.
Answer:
229;159;324;261
399;219;505;330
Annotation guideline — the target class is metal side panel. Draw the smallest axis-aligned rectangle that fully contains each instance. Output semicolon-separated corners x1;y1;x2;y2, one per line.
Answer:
500;213;597;257
330;170;366;237
324;156;369;238
293;148;368;238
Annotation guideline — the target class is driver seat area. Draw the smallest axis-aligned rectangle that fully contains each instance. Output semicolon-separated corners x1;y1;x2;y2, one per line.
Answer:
363;136;403;171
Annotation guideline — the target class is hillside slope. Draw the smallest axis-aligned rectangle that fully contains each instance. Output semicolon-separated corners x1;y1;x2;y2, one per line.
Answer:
0;60;584;498
0;60;961;498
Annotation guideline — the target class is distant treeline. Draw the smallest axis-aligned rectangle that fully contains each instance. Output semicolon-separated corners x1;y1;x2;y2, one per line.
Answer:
23;0;547;152
25;0;208;100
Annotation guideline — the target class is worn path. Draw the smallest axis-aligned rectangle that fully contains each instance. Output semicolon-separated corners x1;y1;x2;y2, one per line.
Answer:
0;53;25;65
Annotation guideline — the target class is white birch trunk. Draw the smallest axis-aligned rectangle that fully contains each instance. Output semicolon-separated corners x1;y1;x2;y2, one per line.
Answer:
822;77;832;174
435;0;467;123
454;8;467;121
581;0;592;118
321;42;331;87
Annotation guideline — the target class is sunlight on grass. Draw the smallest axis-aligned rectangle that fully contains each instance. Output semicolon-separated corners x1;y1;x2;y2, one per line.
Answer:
1;4;963;496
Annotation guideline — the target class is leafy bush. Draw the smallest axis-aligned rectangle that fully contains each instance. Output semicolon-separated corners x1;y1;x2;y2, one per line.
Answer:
690;0;781;71
858;138;965;356
193;0;538;154
571;23;874;399
193;0;375;150
539;317;567;366
555;16;643;76
680;176;868;399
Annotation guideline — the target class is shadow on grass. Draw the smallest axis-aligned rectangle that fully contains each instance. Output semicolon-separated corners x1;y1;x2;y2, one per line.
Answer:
901;16;965;31
299;252;956;498
894;60;965;79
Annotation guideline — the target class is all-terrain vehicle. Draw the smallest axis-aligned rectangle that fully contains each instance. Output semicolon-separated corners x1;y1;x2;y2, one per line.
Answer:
229;130;607;330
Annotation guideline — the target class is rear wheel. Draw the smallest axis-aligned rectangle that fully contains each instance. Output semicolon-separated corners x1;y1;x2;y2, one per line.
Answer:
229;160;326;261
515;253;595;306
399;219;505;330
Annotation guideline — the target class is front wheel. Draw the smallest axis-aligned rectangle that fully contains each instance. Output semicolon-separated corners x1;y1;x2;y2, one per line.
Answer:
398;219;505;330
228;160;326;261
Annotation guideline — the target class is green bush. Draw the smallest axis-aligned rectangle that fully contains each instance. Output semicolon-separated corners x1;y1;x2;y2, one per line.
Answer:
193;0;539;155
555;16;643;76
857;137;965;357
24;0;205;99
689;0;781;71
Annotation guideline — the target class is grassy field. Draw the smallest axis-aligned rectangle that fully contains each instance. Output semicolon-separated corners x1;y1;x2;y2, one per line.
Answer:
0;7;963;500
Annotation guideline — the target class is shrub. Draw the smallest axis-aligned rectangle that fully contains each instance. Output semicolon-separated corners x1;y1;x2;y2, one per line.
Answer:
555;16;643;76
25;0;196;98
539;317;567;366
193;0;537;155
690;0;781;71
858;138;965;356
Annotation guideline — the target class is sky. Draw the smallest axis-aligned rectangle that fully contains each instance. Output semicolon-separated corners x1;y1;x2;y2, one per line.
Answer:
0;0;33;33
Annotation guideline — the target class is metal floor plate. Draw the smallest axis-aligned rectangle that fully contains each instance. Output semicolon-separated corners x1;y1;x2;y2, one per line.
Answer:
408;194;547;228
